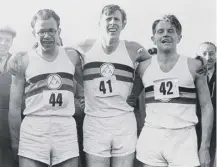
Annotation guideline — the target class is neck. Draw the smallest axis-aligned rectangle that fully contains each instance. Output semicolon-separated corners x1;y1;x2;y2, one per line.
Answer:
157;48;179;63
37;46;58;59
208;66;215;74
101;36;120;54
0;53;8;62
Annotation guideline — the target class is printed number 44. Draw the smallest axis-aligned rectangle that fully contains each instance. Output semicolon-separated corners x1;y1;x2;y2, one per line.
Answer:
49;93;63;106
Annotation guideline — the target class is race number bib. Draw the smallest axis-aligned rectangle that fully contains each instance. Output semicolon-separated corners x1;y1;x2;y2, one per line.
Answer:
153;77;179;100
43;90;69;109
93;75;119;97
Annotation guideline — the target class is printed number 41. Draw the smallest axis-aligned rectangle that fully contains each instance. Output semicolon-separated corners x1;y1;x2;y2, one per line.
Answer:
99;80;112;94
49;93;63;106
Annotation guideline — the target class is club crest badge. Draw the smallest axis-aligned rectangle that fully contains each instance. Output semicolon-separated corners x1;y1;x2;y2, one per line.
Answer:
100;63;115;77
46;74;62;90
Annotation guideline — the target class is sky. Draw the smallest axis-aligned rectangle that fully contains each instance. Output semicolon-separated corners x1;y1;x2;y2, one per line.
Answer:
0;0;216;57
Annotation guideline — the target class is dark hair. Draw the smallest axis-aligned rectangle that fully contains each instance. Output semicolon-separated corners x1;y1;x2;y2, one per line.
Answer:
152;14;182;35
31;9;60;28
101;4;127;24
201;42;216;52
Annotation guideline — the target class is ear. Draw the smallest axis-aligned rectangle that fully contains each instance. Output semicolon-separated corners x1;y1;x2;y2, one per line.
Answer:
122;20;127;29
32;30;36;37
98;20;101;27
151;36;156;45
177;34;182;43
58;28;61;36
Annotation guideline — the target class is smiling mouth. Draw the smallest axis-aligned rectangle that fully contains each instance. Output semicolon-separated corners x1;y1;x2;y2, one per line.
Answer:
161;40;172;44
42;41;53;44
108;28;118;33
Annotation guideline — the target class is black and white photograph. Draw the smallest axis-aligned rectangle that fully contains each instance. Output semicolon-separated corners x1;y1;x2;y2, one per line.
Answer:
0;0;216;167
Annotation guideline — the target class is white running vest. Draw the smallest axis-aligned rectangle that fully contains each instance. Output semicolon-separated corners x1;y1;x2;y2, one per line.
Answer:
24;47;75;116
82;40;135;117
142;55;198;129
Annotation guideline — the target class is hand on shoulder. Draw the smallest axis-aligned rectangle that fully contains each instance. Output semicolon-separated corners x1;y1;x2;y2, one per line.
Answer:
7;51;27;77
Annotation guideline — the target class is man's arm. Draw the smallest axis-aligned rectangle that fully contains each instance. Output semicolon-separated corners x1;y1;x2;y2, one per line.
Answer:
7;51;27;76
127;59;151;107
7;52;28;160
196;74;213;149
65;47;83;86
8;75;25;158
190;58;213;166
195;55;208;75
125;41;152;63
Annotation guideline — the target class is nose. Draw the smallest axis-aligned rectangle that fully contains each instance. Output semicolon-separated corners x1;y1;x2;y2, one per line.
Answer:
163;31;170;36
43;32;51;38
109;18;115;25
204;53;209;60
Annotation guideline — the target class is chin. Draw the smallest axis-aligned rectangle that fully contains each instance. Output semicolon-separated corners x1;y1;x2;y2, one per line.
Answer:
42;46;55;52
208;64;215;70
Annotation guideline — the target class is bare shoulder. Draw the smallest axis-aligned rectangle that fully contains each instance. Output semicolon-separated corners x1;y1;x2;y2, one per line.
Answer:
77;39;97;53
188;57;203;79
125;40;143;51
7;52;29;77
64;47;81;65
125;40;151;63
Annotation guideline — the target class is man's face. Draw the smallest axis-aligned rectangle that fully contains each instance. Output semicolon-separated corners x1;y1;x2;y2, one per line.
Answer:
33;17;60;52
198;44;216;70
0;32;13;55
99;10;124;40
152;20;181;52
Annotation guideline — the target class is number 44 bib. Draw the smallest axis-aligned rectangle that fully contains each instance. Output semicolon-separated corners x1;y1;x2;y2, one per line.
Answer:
153;77;180;100
43;90;69;110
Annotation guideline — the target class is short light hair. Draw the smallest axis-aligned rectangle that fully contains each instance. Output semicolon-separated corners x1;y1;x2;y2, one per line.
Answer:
101;4;127;24
152;14;182;35
201;42;216;52
0;25;16;38
31;9;60;29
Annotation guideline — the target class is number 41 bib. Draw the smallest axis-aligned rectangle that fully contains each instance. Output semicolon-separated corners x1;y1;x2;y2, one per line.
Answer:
153;77;180;100
93;75;119;97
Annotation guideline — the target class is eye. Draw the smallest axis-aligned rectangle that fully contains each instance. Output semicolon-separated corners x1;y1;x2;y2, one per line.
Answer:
157;29;164;34
168;29;175;33
209;52;215;56
106;17;112;21
114;17;119;21
203;51;207;56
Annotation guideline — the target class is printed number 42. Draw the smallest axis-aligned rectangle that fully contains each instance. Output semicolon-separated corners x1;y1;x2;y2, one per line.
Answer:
99;80;112;94
49;93;63;106
159;81;173;95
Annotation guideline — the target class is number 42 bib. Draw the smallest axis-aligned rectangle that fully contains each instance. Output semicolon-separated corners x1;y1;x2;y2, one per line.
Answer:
153;77;180;100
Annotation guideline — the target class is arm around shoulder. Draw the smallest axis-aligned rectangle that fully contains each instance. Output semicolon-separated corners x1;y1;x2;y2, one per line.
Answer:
125;41;151;63
7;52;28;77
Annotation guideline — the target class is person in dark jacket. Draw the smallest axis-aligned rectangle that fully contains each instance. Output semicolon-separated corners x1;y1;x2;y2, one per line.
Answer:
0;25;18;167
